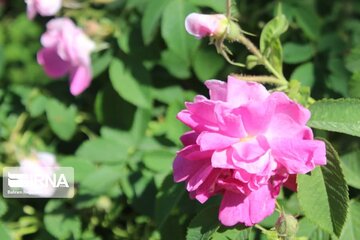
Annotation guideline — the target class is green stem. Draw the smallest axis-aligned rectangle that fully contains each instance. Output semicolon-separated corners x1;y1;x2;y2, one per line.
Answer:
255;224;268;233
226;0;232;19
236;34;288;85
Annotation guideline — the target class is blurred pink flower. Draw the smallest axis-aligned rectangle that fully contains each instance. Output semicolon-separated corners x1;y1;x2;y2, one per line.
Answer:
173;76;326;226
20;152;58;197
185;13;228;38
25;0;62;19
37;18;96;95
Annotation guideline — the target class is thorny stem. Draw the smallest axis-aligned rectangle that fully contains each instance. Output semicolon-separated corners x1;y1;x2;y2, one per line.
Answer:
232;74;287;86
226;0;232;19
237;34;288;85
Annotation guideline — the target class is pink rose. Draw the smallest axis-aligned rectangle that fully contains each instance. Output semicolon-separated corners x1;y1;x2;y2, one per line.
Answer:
173;76;326;226
185;13;228;38
25;0;62;19
19;152;58;197
37;18;96;96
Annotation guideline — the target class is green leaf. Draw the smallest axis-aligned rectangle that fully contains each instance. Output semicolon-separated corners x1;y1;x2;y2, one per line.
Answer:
46;99;77;141
308;98;360;137
60;156;97;183
290;62;315;88
152;86;184;104
165;101;189;145
109;58;152;109
297;140;349;237
340;151;360;189
339;200;360;240
293;5;320;40
211;226;250;240
142;0;169;45
188;0;226;12
186;205;220;240
283;43;314;64
260;14;289;73
161;0;199;63
0;222;11;240
193;47;225;81
0;198;7;218
143;149;175;173
326;57;349;97
155;177;185;228
92;49;113;78
44;200;81;239
345;46;360;73
349;72;360;98
76;138;128;164
160;50;191;79
80;166;122;195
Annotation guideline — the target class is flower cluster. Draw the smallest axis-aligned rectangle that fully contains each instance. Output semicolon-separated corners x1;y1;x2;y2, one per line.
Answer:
173;76;326;226
37;18;96;96
24;0;95;95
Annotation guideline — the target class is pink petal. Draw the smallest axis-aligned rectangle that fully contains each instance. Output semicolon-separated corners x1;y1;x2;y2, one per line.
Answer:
226;76;269;107
197;132;238;151
191;169;221;203
180;131;199;146
173;155;208;182
240;101;273;136
69;65;92;96
186;164;213;191
205;80;227;101
214;105;247;138
212;148;235;169
177;100;219;132
219;185;276;226
266;113;311;139
269;92;311;125
37;47;70;78
271;138;326;174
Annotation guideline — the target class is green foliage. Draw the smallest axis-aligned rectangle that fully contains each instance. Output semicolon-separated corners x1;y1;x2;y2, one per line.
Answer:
308;99;360;137
109;58;152;109
340;151;360;189
297;140;349;237
339;200;360;240
46;99;77;141
260;14;289;74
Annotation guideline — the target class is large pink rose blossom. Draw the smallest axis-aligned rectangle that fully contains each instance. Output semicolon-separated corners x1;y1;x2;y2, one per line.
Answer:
37;18;96;96
25;0;62;19
173;76;326;226
185;13;228;39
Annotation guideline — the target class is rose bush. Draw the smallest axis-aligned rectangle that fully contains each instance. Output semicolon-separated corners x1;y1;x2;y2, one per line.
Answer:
0;0;357;239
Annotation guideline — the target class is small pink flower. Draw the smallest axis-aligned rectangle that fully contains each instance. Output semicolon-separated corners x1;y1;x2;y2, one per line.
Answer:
173;76;326;226
25;0;62;19
37;18;96;95
19;152;58;197
185;13;228;38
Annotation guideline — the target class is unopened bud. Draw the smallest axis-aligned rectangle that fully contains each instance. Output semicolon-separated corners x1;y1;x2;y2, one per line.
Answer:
275;213;298;238
185;13;229;39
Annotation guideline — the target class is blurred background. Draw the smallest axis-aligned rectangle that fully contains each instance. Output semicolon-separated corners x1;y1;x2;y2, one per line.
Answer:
0;0;359;239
